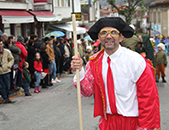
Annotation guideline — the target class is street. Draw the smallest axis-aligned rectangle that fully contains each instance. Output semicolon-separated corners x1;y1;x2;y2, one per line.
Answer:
0;73;99;130
1;58;169;130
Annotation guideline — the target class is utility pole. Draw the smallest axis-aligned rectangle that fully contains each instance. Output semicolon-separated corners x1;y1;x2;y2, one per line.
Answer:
149;22;151;37
72;0;74;13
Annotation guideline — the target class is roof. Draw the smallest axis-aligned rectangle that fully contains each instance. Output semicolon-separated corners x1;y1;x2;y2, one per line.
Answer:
149;0;169;7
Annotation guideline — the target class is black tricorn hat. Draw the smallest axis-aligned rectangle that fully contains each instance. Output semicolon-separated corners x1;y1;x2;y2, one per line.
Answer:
88;17;134;40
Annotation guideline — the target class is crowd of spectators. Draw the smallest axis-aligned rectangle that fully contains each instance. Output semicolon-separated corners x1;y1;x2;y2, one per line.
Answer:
3;30;167;104
0;33;92;104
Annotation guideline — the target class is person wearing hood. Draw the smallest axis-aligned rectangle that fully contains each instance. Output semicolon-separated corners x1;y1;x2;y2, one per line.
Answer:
71;17;160;130
155;43;168;82
15;36;27;87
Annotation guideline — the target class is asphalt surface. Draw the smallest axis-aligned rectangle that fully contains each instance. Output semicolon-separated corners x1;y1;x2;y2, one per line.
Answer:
0;73;99;130
157;56;169;130
1;57;169;130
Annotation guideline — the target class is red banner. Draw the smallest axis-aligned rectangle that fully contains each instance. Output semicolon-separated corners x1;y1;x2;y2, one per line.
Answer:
34;0;47;4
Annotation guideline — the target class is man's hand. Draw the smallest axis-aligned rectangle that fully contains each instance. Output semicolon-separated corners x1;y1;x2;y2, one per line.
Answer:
71;53;83;71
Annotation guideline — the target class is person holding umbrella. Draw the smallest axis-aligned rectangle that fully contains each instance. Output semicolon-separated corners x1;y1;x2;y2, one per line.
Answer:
71;17;160;130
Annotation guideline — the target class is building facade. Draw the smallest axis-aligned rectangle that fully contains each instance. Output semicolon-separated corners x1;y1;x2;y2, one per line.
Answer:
0;0;100;38
149;0;169;36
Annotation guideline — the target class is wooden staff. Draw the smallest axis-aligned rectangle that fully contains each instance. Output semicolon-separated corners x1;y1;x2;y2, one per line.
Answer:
72;14;84;130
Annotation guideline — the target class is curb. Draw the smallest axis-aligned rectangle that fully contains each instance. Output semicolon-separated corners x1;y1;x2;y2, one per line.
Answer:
0;72;73;101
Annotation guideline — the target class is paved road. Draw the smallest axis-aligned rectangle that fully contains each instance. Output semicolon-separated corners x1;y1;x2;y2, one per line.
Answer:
157;57;169;130
1;57;169;130
0;74;99;130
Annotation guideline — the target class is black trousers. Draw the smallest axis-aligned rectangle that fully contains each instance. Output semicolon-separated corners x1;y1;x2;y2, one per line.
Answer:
59;56;64;75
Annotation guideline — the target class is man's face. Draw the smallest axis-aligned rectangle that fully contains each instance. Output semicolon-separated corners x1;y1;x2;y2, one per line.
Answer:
61;40;64;43
98;27;123;51
34;37;37;41
48;40;53;45
2;36;8;42
53;37;57;42
158;47;162;51
10;37;15;42
0;41;4;50
12;37;15;42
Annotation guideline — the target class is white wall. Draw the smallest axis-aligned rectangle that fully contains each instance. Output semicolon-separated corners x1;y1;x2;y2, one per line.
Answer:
0;1;33;10
54;7;72;21
95;1;100;21
89;0;100;21
74;0;81;12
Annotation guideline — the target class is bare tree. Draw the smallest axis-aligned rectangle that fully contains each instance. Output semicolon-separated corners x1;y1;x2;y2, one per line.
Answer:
108;0;146;24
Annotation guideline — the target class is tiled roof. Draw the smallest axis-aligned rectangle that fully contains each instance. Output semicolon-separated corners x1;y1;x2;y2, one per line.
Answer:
149;0;169;6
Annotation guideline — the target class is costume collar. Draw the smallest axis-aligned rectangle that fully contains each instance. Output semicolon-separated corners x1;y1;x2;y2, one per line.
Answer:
0;49;4;54
103;45;122;63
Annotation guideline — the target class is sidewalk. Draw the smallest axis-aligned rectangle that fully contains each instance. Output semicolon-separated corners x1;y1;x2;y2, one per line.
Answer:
0;71;71;102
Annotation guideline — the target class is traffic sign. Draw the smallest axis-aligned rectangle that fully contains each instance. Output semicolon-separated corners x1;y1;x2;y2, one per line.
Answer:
71;12;82;21
153;24;159;31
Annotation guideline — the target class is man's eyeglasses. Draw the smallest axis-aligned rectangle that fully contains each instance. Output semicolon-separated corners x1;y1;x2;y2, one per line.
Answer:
99;29;120;37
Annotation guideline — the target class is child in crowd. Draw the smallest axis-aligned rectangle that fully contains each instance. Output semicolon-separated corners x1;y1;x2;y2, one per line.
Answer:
34;52;43;93
40;45;51;88
155;43;168;82
85;46;92;63
23;62;31;96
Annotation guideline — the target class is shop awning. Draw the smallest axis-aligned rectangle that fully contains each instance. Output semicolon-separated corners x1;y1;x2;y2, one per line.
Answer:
53;24;86;35
0;10;34;24
79;26;89;31
29;11;57;22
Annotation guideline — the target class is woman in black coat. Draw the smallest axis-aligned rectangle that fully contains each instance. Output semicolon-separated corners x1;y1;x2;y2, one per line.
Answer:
27;39;37;88
40;45;51;87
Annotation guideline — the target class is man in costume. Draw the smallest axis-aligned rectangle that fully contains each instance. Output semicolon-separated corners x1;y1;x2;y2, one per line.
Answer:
71;17;160;130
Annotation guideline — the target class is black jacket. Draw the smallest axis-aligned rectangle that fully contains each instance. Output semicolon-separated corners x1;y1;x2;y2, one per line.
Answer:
40;51;50;69
58;43;65;56
34;40;41;52
53;43;61;58
27;46;37;73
